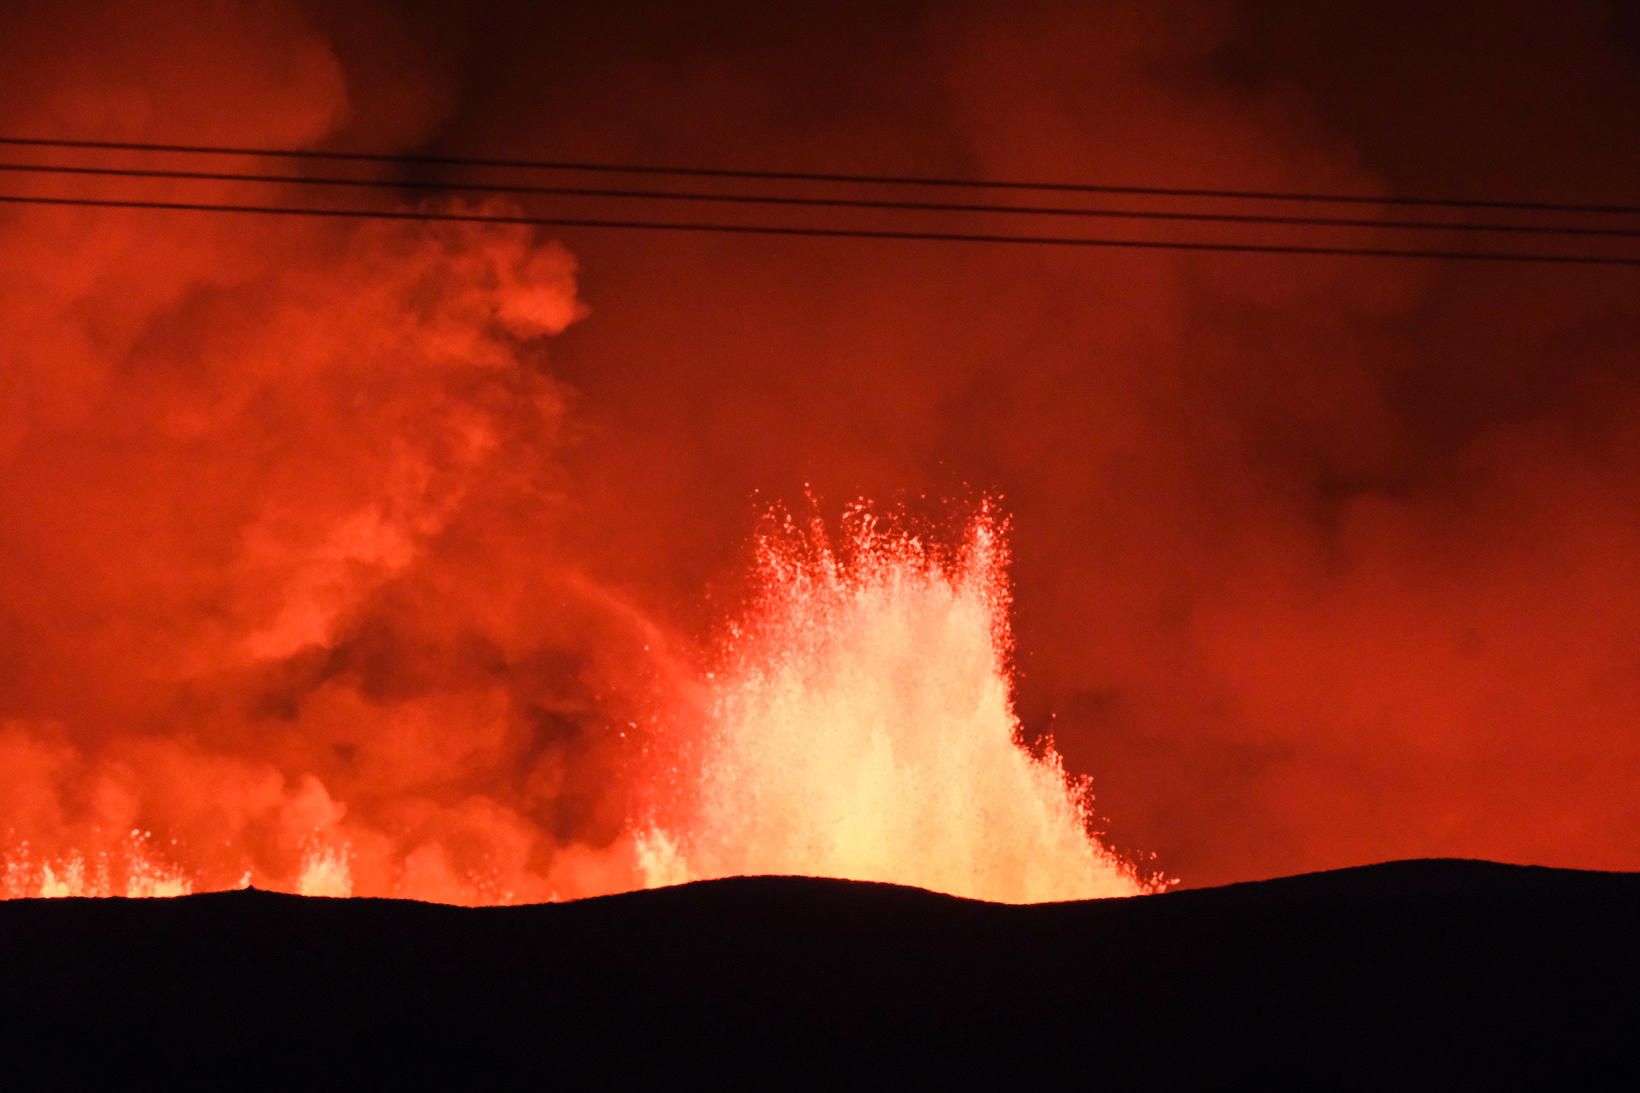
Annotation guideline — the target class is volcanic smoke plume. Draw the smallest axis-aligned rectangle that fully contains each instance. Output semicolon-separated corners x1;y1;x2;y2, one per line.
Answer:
0;1;635;903
0;1;1148;903
0;194;614;901
3;0;1640;900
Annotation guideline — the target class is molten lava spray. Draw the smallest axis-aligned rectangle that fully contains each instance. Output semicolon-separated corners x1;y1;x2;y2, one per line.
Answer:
1;832;192;899
644;503;1154;902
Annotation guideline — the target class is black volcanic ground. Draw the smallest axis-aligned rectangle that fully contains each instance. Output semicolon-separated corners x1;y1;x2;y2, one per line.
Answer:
2;859;1636;1087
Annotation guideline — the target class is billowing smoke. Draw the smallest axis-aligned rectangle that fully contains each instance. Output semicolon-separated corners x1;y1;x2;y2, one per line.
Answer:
2;0;1638;899
0;0;675;901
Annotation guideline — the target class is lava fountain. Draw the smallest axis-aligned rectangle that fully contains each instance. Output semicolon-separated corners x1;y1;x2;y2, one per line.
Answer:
642;501;1157;903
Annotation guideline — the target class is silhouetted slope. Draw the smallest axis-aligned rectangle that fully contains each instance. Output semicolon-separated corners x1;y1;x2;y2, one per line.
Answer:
2;859;1636;1087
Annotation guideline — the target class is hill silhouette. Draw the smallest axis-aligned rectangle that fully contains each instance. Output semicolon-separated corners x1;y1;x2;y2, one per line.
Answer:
2;859;1636;1087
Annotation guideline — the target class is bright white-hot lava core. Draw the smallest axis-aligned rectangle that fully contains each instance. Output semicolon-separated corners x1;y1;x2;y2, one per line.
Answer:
642;502;1154;902
0;502;1154;904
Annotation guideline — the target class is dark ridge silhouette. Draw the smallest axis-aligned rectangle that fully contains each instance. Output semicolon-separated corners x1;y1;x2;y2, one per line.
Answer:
2;859;1636;1088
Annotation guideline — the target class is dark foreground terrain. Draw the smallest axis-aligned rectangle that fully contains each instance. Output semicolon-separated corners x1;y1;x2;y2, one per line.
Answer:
1;859;1636;1087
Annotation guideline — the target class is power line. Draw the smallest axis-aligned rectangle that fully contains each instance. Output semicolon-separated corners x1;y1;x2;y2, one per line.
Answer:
3;160;1636;239
3;134;1636;217
3;191;1636;266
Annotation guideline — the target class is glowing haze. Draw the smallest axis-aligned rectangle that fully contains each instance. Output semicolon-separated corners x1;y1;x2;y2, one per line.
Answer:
3;0;1639;903
1;497;1149;903
0;1;1152;908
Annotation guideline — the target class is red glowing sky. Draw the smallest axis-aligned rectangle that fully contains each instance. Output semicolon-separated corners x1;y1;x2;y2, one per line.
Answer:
1;0;1637;900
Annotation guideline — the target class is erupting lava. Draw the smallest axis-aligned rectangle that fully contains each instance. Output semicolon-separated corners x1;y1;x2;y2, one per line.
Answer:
1;502;1153;904
642;503;1154;902
1;831;192;899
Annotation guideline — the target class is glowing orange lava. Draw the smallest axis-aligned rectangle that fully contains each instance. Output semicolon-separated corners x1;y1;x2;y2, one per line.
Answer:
642;502;1157;903
1;831;192;899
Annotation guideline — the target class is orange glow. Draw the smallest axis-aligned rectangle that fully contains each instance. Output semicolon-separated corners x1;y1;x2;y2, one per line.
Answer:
0;503;1154;905
6;0;1638;910
642;503;1156;902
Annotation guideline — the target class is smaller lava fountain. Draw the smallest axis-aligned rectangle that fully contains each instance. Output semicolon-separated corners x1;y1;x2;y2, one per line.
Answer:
1;831;193;899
